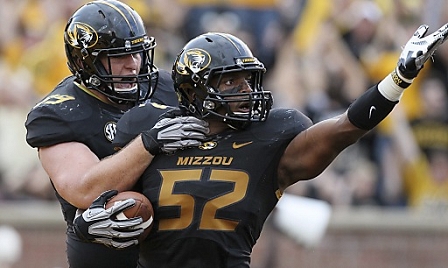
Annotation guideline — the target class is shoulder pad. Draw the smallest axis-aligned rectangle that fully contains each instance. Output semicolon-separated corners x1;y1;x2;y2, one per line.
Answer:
250;108;313;140
114;103;176;147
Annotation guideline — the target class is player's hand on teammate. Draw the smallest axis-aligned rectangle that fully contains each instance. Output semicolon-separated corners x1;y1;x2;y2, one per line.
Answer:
397;23;448;80
73;190;143;249
141;108;209;155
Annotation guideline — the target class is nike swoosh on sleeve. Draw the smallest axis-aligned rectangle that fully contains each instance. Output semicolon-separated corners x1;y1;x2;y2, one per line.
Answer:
369;106;376;119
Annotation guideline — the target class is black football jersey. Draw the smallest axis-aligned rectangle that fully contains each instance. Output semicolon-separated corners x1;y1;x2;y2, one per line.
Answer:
133;108;313;268
25;70;177;224
26;76;124;158
25;75;139;268
25;71;177;268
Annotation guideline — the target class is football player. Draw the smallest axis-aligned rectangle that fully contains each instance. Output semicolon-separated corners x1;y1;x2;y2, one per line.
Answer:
81;23;448;267
24;1;207;268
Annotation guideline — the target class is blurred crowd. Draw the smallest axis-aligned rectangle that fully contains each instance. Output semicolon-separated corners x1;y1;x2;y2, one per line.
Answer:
1;0;448;214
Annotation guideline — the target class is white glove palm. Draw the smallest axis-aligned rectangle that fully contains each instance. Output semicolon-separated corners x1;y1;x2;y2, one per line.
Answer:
398;23;448;80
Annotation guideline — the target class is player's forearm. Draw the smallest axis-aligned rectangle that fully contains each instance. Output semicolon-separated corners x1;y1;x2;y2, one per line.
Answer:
348;22;448;130
347;82;399;131
76;136;152;208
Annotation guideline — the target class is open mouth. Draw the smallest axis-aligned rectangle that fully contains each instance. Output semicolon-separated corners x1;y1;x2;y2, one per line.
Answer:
114;78;137;92
115;84;137;92
237;102;251;113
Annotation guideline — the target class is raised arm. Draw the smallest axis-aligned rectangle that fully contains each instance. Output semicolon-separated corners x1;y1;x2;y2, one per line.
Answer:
278;23;448;191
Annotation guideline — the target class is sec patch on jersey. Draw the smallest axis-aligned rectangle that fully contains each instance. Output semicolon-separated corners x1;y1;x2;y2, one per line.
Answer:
106;191;154;242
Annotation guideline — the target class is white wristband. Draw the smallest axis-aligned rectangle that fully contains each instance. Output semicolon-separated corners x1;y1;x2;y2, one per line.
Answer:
378;69;412;101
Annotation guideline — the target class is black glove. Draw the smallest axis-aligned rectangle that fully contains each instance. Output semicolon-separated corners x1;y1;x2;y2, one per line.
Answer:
398;23;448;80
141;108;209;155
73;190;144;249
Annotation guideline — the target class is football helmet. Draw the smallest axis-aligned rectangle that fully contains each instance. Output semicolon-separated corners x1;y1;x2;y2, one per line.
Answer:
172;32;273;129
64;0;158;104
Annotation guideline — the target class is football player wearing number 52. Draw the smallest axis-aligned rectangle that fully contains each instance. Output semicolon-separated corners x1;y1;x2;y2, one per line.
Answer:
91;23;448;267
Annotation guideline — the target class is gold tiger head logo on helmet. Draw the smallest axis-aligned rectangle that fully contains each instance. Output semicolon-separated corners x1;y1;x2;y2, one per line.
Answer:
66;22;98;49
176;48;211;75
